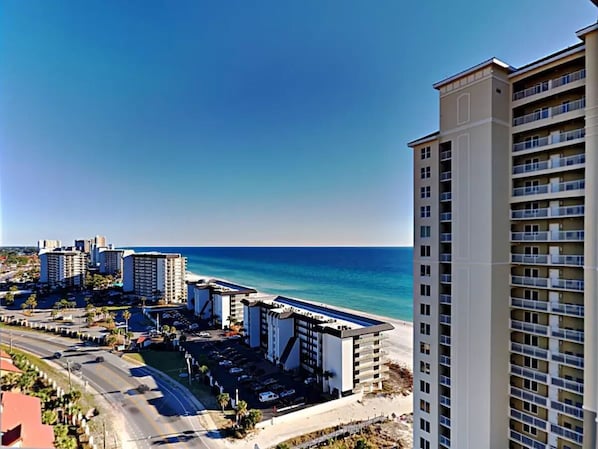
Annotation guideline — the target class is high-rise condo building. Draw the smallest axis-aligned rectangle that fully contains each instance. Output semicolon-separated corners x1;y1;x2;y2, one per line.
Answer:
39;250;87;288
408;22;597;449
122;252;187;303
37;240;61;251
74;239;91;253
98;248;133;278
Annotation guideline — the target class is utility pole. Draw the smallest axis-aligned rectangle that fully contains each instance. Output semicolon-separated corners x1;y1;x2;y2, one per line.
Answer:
103;421;106;449
9;330;12;352
66;360;72;391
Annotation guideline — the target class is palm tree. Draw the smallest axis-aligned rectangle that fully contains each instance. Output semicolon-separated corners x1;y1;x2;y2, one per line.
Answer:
25;294;37;313
42;409;58;425
122;310;131;334
101;306;109;320
198;365;209;379
4;291;14;306
217;392;230;412
235;399;248;424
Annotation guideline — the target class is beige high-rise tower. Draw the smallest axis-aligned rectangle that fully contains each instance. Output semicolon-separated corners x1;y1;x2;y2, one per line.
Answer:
408;22;598;449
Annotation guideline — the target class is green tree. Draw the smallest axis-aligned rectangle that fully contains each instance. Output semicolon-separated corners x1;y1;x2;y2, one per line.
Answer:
243;409;262;430
4;291;14;306
16;370;37;392
162;324;171;335
122;309;131;334
217;392;230;412
25;293;37;312
276;444;291;449
86;315;94;326
105;334;118;347
355;439;371;449
42;409;58;425
235;399;248;424
101;306;109;320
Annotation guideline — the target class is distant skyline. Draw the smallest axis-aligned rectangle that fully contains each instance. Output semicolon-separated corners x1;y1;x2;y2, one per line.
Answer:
1;1;596;247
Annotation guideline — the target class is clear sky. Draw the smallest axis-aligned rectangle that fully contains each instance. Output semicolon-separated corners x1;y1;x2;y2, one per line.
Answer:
1;1;596;247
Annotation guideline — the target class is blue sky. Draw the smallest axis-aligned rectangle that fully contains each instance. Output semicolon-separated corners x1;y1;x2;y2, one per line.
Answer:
1;1;596;246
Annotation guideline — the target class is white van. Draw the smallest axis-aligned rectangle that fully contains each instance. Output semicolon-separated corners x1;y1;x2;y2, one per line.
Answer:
258;391;279;403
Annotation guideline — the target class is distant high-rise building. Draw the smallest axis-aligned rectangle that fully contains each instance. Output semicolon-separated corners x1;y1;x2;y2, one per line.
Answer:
39;250;87;288
98;249;133;278
74;239;91;253
37;240;61;252
122;252;187;303
408;22;597;449
93;235;106;247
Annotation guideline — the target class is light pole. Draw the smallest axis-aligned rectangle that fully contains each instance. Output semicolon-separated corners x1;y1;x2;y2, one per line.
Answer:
66;360;72;392
184;353;191;386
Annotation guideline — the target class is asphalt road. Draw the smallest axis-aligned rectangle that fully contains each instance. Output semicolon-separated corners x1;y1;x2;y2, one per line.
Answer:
1;329;216;449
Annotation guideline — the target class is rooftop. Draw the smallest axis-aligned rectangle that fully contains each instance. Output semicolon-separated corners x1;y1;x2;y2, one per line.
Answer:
1;392;55;449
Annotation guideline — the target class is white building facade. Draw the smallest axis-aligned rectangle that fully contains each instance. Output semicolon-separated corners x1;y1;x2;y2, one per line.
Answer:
123;252;187;303
39;250;87;288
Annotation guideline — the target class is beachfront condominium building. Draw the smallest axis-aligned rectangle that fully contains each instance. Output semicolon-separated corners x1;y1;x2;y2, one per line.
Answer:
74;239;91;253
39;250;87;288
123;252;187;303
186;279;258;328
242;295;394;396
99;248;133;278
37;240;61;251
409;24;598;449
408;22;598;449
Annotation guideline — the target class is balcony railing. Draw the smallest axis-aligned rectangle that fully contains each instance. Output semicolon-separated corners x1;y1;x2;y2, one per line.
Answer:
439;415;451;428
513;128;585;152
511;276;549;288
511;205;584;219
512;179;584;197
513;98;585;126
512;68;585;101
550;423;583;445
551;400;584;419
551;376;584;394
511;253;584;266
440;192;452;202
510;408;547;430
440;394;451;407
440;150;452;161
512;153;585;175
440;171;452;182
510;230;584;241
440;274;452;284
550;278;584;291
440;335;451;345
440;212;452;222
552;352;584;368
511;342;549;360
440;233;452;243
439;435;451;448
439;375;451;387
440;314;451;325
510;385;548;406
510;319;548;335
439;294;452;304
510;430;547;449
511;276;585;292
551;302;584;316
551;326;584;342
440;253;452;262
511;297;549;312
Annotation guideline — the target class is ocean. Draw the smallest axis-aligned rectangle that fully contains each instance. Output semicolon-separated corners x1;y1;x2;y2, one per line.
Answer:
123;247;414;321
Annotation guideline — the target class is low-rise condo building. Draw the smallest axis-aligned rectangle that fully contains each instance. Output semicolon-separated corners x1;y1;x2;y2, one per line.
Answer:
39;249;87;288
123;252;187;303
187;279;258;328
242;295;393;396
99;248;133;277
408;21;597;449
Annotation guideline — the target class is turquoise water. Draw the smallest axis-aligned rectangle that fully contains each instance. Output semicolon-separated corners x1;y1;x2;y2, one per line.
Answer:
125;247;414;321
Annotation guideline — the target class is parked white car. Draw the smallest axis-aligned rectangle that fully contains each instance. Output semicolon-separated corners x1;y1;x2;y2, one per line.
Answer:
258;391;279;402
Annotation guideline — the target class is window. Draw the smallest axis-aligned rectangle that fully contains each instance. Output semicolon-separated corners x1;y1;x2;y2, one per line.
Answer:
420;264;431;276
420;245;431;257
523;379;539;392
523;402;538;414
524;334;538;346
420;418;430;433
420;303;431;316
420;146;431;160
419;399;430;413
524;267;539;278
523;356;539;369
524;290;539;300
420;380;430;394
420;438;430;449
420;186;431;198
420;323;430;335
419;360;429;374
420;342;430;355
420;284;431;296
522;423;537;436
420;166;431;179
524;311;539;324
420;206;431;218
420;226;431;238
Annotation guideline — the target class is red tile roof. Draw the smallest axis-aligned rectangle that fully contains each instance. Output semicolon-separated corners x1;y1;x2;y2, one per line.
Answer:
0;358;23;374
1;392;55;449
0;349;12;359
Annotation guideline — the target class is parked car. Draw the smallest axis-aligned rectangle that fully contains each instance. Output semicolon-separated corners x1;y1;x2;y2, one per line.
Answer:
229;367;243;374
95;356;105;363
280;389;296;398
263;378;277;386
304;377;317;385
137;384;150;393
219;360;233;366
53;352;62;359
237;374;253;383
189;323;199;330
258;391;279;403
70;362;82;372
199;332;211;338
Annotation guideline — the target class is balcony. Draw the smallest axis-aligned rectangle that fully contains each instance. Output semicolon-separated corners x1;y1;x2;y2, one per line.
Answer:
439;415;451;428
510;342;549;360
511;275;584;292
512;179;584;197
551;376;584;395
512;68;586;101
511;297;549;312
440;192;452;202
440;335;451;346
440;233;452;243
511;276;549;289
440;314;451;325
440;394;451;407
510;385;548;407
440;171;452;182
550;423;583;445
552;352;584;368
439;375;451;387
511;253;584;267
440;212;452;222
513;98;586;127
513;128;585;153
551;400;584;419
551;326;584;343
511;205;584;220
440;274;452;284
510;230;584;242
512;153;585;176
510;319;548;335
439;435;451;448
440;150;452;161
510;429;547;449
550;278;584;291
440;253;452;262
440;355;451;366
551;302;584;317
510;408;547;430
440;294;452;304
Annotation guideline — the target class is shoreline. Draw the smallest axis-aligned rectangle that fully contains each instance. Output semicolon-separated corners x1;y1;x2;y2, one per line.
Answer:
186;272;414;369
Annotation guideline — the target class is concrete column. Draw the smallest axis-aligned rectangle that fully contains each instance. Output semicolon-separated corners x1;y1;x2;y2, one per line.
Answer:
581;22;598;449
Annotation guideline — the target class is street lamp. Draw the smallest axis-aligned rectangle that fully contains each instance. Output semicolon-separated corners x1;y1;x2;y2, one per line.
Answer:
184;353;192;386
66;360;72;391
